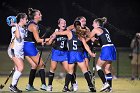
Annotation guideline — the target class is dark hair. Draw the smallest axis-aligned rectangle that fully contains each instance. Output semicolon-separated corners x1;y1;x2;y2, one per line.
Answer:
75;16;85;21
16;13;27;23
94;17;107;27
28;8;39;20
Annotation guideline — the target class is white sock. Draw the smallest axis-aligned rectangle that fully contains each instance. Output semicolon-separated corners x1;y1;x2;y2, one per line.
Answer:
12;70;22;86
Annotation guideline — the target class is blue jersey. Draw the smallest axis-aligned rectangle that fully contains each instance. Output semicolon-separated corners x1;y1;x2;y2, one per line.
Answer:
24;20;39;56
97;27;113;46
53;35;68;51
98;27;116;61
67;30;84;64
67;31;84;52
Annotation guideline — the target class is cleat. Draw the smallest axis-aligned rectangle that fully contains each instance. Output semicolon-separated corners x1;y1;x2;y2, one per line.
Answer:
72;83;78;91
100;82;110;92
88;85;96;92
40;84;47;91
26;84;38;91
104;87;112;92
62;86;70;92
9;84;22;93
46;85;53;91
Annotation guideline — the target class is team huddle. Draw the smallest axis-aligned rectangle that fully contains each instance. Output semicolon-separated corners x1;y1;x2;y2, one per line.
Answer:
6;8;116;92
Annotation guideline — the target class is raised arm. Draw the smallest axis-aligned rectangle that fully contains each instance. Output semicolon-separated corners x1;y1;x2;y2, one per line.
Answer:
28;23;44;43
81;37;96;57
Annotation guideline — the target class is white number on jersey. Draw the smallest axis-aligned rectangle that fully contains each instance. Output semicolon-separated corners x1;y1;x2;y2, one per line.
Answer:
60;41;64;48
73;40;77;50
105;34;111;42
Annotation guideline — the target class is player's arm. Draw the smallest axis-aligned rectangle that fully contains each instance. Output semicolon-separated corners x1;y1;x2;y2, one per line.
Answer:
67;25;74;30
12;24;22;43
28;23;44;43
54;29;69;36
86;29;96;42
81;37;96;57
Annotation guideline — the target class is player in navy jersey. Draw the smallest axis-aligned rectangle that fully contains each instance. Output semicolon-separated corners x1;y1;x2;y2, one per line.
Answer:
67;16;92;91
45;18;69;91
24;8;50;91
51;21;96;92
87;17;116;92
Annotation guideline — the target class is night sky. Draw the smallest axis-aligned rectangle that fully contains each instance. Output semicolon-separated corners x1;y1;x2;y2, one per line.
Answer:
0;0;139;47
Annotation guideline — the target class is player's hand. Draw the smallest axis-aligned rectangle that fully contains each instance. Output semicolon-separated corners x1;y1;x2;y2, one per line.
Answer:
91;53;96;57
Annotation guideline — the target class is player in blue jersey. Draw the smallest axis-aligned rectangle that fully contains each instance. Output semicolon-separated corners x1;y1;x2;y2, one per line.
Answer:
87;17;116;92
24;8;50;91
67;16;92;91
45;18;69;91
51;21;96;92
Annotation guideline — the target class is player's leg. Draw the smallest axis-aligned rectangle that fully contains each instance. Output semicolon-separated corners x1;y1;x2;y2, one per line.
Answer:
62;64;74;92
47;60;57;91
96;58;110;92
25;56;38;91
104;61;112;92
9;57;23;92
77;62;96;92
30;54;47;90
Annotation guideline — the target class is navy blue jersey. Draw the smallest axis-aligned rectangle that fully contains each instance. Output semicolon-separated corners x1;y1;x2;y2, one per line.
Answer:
24;20;39;42
53;35;68;51
98;27;113;46
67;30;83;52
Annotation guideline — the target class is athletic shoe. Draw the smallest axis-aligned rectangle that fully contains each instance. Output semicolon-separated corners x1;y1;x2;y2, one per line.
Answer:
26;84;38;91
40;84;47;91
46;85;53;91
9;84;22;93
100;82;110;92
88;85;96;92
62;86;70;92
104;87;112;92
72;83;78;91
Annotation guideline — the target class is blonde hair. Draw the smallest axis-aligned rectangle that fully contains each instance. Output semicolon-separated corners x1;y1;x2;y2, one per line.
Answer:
94;17;107;27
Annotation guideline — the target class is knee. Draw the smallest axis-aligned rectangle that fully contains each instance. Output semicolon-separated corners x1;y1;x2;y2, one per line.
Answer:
31;63;37;69
17;65;24;72
96;65;102;71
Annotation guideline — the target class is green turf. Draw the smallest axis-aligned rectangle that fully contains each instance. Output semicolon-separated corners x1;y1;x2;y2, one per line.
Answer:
0;49;132;77
0;77;140;93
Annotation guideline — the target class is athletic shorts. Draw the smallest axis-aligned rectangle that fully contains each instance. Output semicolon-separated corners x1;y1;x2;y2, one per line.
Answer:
83;51;89;59
68;51;84;64
51;48;68;62
100;44;116;61
23;41;38;56
7;44;24;59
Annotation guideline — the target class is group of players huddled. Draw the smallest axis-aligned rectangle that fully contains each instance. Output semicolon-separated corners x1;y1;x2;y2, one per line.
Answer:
6;8;116;92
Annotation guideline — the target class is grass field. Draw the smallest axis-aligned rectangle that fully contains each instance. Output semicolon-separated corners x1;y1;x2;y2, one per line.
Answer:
0;77;140;93
0;48;132;77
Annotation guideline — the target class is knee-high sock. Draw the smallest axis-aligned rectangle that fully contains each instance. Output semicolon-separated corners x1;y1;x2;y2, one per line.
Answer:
48;71;54;85
64;73;72;87
29;69;36;86
97;70;106;84
84;72;93;87
39;69;46;85
12;70;22;86
106;73;112;87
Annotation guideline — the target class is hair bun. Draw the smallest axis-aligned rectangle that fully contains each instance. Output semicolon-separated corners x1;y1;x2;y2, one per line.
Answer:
102;17;107;24
28;8;33;15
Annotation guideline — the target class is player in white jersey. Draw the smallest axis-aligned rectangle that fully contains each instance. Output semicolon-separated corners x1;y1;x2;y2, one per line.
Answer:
7;13;28;93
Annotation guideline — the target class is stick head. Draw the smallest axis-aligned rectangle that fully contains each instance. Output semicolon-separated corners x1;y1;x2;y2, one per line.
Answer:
0;84;4;89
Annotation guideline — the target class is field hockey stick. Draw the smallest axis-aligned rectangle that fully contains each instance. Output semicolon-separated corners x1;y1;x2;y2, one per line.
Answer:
44;50;52;67
92;47;96;86
0;68;15;89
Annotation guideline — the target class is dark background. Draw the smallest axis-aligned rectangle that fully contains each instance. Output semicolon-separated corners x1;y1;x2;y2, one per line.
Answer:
0;0;139;47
